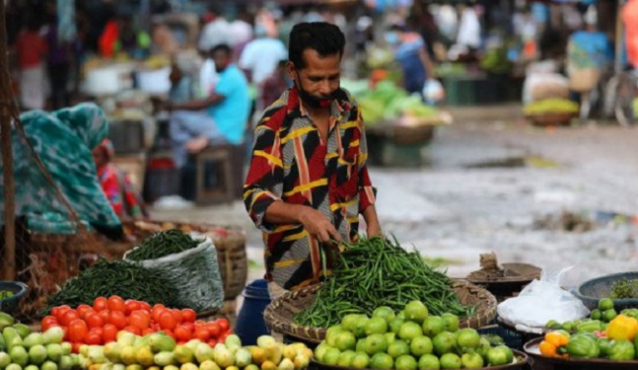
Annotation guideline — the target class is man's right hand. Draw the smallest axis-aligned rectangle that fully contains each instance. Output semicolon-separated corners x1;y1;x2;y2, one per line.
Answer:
298;207;342;244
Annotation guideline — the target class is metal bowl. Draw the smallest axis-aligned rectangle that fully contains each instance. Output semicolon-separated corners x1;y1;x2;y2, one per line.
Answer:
0;281;29;315
573;272;638;311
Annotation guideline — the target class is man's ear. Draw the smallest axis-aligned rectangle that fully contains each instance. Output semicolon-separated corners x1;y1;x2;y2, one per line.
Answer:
286;61;297;81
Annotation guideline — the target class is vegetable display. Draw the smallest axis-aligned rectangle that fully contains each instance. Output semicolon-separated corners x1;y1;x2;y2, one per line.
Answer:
82;333;312;370
313;301;516;369
610;278;638;299
294;237;474;328
0;312;80;370
42;297;232;350
540;299;638;361
0;291;14;300
356;81;439;125
44;260;181;313
125;230;202;262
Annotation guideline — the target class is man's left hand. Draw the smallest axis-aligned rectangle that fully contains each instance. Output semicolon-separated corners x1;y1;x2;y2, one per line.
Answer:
186;137;210;153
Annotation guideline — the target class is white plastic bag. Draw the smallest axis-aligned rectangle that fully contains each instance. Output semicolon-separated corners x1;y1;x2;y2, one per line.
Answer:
497;266;589;333
423;78;445;105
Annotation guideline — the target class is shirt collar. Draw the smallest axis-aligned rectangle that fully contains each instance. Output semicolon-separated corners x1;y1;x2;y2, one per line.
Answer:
286;85;351;118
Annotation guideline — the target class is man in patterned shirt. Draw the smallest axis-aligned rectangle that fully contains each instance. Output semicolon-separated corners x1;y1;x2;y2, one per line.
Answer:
244;22;381;296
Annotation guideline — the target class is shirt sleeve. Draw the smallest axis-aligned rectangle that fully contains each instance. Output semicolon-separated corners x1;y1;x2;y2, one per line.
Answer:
238;43;254;70
243;113;284;232
356;104;376;213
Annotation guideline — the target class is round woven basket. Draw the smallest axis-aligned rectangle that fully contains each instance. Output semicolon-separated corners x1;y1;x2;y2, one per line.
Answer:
526;112;576;127
367;119;437;146
263;279;497;344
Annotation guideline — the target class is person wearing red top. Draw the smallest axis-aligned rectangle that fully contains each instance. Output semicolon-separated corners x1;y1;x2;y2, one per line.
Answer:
15;18;47;110
244;23;381;297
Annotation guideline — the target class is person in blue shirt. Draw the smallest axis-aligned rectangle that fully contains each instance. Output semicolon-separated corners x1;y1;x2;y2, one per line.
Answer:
168;44;250;169
385;22;434;95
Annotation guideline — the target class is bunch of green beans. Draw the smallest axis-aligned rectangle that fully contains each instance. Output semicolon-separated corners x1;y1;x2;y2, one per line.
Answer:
43;258;181;313
126;229;202;261
294;236;475;327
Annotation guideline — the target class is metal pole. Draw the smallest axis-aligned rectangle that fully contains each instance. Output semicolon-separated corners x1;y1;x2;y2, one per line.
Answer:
0;0;16;281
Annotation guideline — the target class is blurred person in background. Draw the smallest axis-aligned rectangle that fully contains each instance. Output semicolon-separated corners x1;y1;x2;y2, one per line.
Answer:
386;21;435;95
44;1;76;110
198;5;233;54
93;139;148;220
623;0;638;69
260;60;291;109
16;17;47;110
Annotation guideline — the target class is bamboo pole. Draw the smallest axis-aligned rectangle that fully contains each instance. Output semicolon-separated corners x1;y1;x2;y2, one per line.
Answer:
0;0;15;280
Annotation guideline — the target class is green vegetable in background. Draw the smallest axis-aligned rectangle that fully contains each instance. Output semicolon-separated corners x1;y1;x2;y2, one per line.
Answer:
577;321;602;333
607;339;635;361
566;334;600;359
523;99;579;115
125;229;202;261
597;338;612;357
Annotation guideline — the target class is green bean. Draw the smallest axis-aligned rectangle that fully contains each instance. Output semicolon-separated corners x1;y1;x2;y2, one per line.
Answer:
126;229;202;261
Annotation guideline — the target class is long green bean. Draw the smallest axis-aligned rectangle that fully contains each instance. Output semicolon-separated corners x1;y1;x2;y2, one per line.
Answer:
294;236;475;327
126;229;202;261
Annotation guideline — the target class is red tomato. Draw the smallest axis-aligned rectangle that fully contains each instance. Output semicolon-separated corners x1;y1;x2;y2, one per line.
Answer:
182;322;195;333
62;326;69;341
93;297;108;312
174;325;192;342
81;309;96;320
98;310;111;323
139;301;151;312
159;311;177;330
123;326;141;336
151;305;166;322
76;304;92;318
194;320;206;328
206;322;221;338
55;306;72;321
86;313;104;329
41;316;59;331
109;311;127;330
216;318;230;332
71;343;82;354
194;328;210;342
107;296;126;313
62;310;80;326
50;307;61;318
85;330;103;345
142;328;155;336
170;309;183;324
207;339;218;348
92;327;104;338
181;309;196;323
129;311;150;330
68;319;88;343
102;324;118;343
125;300;141;314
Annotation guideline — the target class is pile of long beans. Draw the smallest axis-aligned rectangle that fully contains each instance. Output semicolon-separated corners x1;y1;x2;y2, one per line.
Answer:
294;237;475;327
43;259;181;313
126;229;202;261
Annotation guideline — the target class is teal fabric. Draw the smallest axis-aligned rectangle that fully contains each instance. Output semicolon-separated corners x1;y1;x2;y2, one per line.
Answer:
0;103;121;234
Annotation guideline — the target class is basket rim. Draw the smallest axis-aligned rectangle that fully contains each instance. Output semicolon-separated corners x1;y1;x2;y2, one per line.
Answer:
466;263;542;284
264;280;498;344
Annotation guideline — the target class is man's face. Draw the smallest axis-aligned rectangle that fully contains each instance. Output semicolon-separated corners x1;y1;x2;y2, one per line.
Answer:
212;50;230;72
288;49;341;102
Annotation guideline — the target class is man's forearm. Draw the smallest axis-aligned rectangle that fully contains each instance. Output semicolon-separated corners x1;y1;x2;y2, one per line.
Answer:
362;205;380;228
264;200;310;225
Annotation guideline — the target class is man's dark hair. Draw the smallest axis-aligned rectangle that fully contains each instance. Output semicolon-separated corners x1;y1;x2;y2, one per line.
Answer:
289;22;345;69
211;44;232;55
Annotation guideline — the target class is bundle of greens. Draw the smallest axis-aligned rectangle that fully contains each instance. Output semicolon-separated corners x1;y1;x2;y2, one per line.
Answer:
294;237;475;327
125;229;202;261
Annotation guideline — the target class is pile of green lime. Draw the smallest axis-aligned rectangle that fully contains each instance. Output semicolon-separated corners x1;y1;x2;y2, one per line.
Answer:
546;298;618;333
314;301;515;369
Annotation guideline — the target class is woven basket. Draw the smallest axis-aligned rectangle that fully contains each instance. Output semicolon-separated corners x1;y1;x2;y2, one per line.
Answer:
263;279;497;344
123;221;247;300
367;120;437;146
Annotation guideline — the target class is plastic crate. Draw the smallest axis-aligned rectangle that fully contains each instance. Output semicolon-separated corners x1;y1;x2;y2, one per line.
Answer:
478;319;524;351
366;132;430;167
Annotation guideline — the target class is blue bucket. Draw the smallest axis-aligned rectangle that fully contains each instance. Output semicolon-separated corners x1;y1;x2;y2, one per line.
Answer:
235;279;271;345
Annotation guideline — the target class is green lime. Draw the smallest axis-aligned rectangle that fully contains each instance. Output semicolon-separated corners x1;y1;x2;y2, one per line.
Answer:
395;355;418;370
399;322;424;341
338;350;357;367
370;353;394;370
335;331;357;351
322;348;341;366
351;353;370;369
353;316;371;338
460;353;484;369
390;318;406;334
590;310;602;321
387;340;410;359
423;316;445;338
364;334;388;355
439;353;461;369
404;301;429;324
373;307;397;323
433;332;457;356
410;336;433;357
441;314;460;332
418;354;440;370
599;298;614;311
342;314;363;332
603;309;618;322
366;317;389;335
456;329;480;351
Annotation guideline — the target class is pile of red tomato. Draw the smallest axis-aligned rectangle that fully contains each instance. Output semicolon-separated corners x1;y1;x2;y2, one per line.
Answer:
41;296;232;352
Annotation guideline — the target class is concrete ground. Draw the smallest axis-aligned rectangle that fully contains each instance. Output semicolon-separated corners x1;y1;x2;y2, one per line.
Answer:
151;104;638;297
